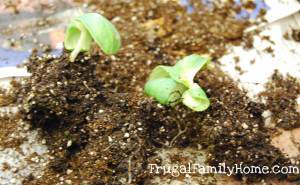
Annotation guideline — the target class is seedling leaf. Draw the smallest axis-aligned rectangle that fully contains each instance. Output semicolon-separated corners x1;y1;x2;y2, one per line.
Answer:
64;13;121;62
144;54;211;111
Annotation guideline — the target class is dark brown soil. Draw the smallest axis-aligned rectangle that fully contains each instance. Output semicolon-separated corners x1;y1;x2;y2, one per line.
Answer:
0;0;298;184
197;68;291;182
0;82;24;150
18;52;155;184
0;113;24;150
283;29;300;42
19;53;292;184
20;53;104;130
292;29;300;42
20;51;201;184
0;80;20;107
0;91;13;107
260;70;300;130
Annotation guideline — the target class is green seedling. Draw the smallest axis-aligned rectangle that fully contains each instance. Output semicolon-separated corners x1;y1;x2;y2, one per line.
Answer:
144;54;211;111
64;12;121;62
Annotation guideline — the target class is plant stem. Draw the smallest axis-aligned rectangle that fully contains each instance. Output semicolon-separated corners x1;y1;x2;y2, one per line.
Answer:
70;23;87;62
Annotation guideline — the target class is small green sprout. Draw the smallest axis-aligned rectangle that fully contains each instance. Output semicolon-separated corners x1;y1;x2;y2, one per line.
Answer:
64;12;121;62
144;54;211;111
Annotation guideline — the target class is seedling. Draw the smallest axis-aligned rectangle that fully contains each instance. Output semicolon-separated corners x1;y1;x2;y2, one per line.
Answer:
64;12;121;62
144;54;210;111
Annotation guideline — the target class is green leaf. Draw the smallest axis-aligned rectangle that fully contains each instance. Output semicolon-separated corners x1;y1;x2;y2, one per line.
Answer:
64;13;121;62
167;54;210;87
76;13;121;55
144;54;211;112
182;84;210;111
64;20;92;51
144;78;186;105
147;66;173;81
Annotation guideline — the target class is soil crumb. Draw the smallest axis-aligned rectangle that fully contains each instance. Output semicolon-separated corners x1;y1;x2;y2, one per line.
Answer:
260;70;300;130
0;113;24;150
0;80;20;107
291;29;300;42
284;29;300;42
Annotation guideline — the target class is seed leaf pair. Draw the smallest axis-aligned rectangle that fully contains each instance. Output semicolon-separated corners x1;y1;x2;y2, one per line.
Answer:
144;54;210;111
64;13;121;62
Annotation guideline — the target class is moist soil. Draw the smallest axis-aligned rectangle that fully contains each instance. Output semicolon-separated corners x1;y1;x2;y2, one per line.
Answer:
18;53;292;184
0;0;299;184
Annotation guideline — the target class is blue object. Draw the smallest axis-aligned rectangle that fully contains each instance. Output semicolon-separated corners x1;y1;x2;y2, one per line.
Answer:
0;48;29;67
0;48;62;68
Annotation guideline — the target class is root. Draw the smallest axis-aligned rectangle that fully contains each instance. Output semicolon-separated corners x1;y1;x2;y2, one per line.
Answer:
169;122;187;147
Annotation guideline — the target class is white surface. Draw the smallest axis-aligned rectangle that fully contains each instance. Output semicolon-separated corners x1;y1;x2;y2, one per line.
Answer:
0;67;30;79
220;12;300;99
264;0;300;23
